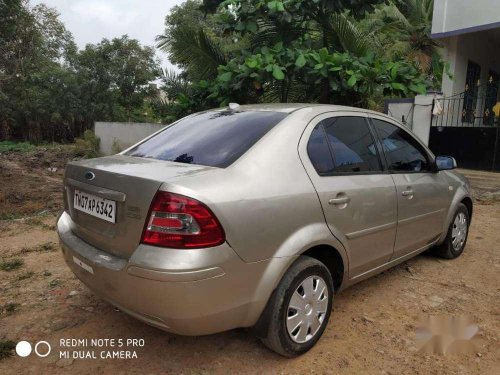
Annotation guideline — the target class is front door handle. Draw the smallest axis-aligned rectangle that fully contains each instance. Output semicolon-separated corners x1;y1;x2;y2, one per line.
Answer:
329;196;351;205
401;189;414;198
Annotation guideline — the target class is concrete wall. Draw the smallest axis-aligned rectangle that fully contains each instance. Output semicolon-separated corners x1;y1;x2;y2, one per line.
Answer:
385;94;438;146
386;99;414;128
412;95;438;146
440;32;500;98
95;122;165;155
432;0;500;37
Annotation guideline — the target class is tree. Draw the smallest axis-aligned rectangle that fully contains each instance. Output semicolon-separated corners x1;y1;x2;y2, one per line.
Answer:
154;0;245;120
1;1;162;142
360;0;440;78
74;36;161;123
0;0;77;141
156;0;246;81
0;1;74;82
1;0;34;83
157;0;430;113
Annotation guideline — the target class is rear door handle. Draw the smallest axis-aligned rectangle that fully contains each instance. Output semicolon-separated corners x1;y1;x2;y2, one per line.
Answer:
329;196;351;205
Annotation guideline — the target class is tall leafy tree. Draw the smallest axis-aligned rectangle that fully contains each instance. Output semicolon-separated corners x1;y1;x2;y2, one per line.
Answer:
157;0;429;112
1;1;162;142
74;36;161;123
0;1;77;141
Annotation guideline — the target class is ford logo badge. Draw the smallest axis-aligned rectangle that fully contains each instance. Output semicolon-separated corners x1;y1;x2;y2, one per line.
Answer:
85;171;95;181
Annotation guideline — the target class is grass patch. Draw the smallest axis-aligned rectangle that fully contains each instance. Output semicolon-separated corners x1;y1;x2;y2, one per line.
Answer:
2;303;20;315
0;340;16;360
25;217;55;230
0;210;50;222
0;258;24;271
0;212;24;221
38;242;56;251
49;278;61;288
16;271;34;281
20;242;56;254
0;141;36;153
0;141;69;154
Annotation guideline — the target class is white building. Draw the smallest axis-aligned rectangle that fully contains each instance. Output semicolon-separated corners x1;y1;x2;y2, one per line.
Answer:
432;0;500;101
408;0;500;171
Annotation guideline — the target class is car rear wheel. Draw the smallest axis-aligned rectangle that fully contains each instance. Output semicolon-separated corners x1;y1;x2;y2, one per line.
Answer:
259;256;333;357
433;203;470;259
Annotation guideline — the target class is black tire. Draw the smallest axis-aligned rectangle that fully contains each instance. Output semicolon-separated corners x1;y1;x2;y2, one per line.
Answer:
433;203;470;259
259;256;333;357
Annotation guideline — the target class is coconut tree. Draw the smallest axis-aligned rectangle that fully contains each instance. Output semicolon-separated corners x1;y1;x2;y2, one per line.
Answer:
361;0;439;75
154;0;429;111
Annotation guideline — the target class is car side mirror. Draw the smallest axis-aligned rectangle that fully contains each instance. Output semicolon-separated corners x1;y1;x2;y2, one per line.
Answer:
435;156;457;171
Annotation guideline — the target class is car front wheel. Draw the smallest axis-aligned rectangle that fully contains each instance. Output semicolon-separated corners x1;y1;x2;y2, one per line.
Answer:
433;203;470;259
259;256;334;357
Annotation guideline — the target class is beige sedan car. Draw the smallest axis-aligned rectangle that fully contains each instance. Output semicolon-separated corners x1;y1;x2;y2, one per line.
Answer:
58;104;472;356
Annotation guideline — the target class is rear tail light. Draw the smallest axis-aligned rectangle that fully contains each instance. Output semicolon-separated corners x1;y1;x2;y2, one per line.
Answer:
141;191;225;249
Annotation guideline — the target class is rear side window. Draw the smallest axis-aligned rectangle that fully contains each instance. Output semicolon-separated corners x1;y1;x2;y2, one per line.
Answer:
307;124;335;174
125;110;288;168
307;116;382;174
371;119;431;172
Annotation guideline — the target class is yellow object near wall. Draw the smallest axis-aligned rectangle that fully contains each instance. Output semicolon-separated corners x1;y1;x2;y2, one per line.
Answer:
493;102;500;117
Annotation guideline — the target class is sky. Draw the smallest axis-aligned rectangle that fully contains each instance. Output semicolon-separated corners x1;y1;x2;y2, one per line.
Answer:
32;0;184;70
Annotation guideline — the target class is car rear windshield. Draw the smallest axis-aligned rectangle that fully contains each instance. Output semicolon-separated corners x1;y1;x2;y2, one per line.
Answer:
125;110;288;168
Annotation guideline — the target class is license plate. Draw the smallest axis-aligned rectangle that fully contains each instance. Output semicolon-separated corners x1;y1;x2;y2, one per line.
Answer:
73;256;94;274
73;189;116;223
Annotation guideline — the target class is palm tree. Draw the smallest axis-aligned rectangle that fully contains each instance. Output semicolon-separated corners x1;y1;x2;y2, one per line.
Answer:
361;0;439;74
155;0;425;106
156;27;227;81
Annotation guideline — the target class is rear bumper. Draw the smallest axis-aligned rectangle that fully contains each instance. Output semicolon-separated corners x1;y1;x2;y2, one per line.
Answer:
57;212;290;335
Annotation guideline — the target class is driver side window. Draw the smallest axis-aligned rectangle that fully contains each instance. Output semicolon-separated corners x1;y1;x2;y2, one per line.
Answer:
371;119;431;172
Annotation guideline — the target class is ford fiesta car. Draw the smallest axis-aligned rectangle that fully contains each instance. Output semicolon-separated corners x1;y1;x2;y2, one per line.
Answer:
57;104;472;357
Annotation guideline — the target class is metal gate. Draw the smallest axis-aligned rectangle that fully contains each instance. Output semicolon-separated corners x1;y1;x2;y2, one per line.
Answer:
429;86;500;172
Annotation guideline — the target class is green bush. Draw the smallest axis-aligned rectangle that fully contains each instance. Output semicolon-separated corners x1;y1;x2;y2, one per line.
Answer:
73;130;101;159
111;139;123;154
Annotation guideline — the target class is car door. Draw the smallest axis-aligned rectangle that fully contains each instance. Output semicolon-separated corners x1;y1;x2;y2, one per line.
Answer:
299;112;398;278
370;116;450;260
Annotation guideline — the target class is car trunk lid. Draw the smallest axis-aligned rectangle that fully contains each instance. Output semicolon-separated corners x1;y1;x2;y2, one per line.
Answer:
63;155;216;258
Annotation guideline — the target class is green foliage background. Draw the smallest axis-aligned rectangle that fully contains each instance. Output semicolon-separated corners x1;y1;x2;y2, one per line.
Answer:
0;0;160;143
1;0;442;140
156;0;441;120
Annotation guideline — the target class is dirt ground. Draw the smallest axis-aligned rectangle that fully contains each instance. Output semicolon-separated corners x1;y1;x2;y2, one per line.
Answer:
0;146;499;374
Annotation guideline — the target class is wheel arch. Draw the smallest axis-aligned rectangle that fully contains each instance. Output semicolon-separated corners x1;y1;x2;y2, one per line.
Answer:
252;243;346;339
461;196;473;220
439;191;473;244
301;244;345;291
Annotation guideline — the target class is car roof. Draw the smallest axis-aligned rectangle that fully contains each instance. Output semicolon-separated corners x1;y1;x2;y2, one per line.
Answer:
228;103;389;117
